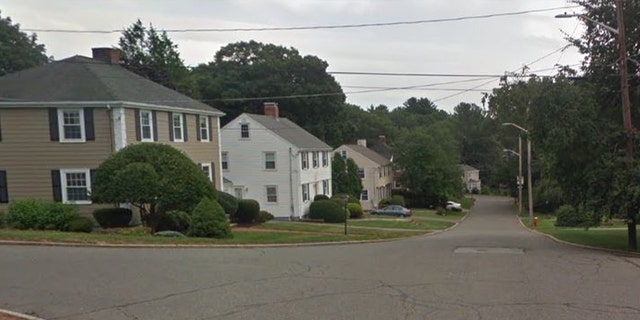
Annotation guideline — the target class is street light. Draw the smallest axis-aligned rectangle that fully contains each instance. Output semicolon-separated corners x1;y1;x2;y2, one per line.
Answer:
556;0;637;251
503;148;523;215
503;123;533;225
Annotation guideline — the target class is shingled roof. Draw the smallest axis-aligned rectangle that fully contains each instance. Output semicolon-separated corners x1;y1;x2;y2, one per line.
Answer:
0;55;222;115
244;113;332;151
345;144;390;166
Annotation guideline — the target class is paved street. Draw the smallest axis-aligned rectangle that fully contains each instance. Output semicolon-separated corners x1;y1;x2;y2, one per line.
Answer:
2;195;640;320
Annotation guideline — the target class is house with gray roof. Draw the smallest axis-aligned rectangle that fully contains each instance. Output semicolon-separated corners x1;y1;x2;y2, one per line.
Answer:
0;48;224;213
221;102;332;219
334;140;393;210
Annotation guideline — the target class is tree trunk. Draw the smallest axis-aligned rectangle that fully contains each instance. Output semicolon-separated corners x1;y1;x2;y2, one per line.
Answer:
628;212;637;251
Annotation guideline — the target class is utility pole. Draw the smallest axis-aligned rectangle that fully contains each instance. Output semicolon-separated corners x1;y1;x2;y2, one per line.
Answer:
527;137;533;226
518;136;523;215
616;0;637;251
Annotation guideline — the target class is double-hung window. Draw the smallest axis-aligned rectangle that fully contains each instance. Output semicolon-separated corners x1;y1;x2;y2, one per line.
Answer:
301;152;309;170
172;113;184;142
302;183;309;202
58;109;85;142
322;152;328;167
358;168;365;179
240;123;250;139
140;110;154;141
265;152;276;170
341;150;347;159
221;152;229;170
199;116;210;142
61;169;91;204
360;190;369;201
200;163;213;182
266;186;278;203
312;152;319;168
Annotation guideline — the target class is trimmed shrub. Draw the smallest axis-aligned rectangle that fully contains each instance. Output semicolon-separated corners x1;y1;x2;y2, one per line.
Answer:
154;230;186;238
331;193;359;204
217;191;239;215
92;208;133;228
236;199;260;224
347;203;364;219
309;200;347;223
6;199;78;230
256;210;275;223
155;210;191;233
314;194;330;201
47;202;80;230
188;197;232;238
555;205;586;227
65;217;93;233
0;211;5;228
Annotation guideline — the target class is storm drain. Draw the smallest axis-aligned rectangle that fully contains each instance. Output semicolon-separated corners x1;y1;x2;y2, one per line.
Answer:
454;247;524;254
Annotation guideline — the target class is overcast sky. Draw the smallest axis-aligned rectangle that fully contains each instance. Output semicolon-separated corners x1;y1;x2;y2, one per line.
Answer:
2;0;585;112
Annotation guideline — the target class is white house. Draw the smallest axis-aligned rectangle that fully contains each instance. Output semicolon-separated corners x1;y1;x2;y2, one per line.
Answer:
334;140;393;211
460;164;481;193
221;103;333;219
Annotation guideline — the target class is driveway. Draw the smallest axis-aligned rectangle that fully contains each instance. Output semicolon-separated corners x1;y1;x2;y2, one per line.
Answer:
1;195;639;319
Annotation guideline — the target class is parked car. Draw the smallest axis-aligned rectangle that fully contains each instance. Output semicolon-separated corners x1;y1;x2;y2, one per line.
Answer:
445;201;462;211
371;205;412;217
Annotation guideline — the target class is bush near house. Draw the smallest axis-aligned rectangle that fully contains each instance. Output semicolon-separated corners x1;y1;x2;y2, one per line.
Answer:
313;194;330;201
188;197;232;238
309;200;348;223
66;217;93;233
6;199;78;230
236;199;260;224
217;191;239;216
0;210;6;228
92;208;133;228
347;203;364;219
256;210;275;223
154;210;191;233
379;195;405;208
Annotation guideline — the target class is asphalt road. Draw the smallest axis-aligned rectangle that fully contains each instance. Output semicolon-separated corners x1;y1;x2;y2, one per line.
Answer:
2;195;640;320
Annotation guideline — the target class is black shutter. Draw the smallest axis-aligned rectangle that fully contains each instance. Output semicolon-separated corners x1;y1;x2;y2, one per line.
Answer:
135;109;141;141
90;169;96;201
51;170;62;202
208;116;213;141
211;162;215;186
168;112;174;142
48;108;59;141
84;108;95;141
152;110;158;141
183;113;188;141
196;115;201;141
0;171;8;203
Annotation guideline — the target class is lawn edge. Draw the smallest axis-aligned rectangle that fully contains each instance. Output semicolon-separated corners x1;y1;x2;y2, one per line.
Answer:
0;308;45;320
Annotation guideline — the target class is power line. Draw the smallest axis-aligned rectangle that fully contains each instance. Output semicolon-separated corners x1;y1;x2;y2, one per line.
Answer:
22;5;579;34
329;71;505;77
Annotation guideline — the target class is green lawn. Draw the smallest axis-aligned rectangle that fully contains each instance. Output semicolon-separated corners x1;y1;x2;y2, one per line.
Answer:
411;209;466;221
528;218;639;251
252;221;426;236
348;219;454;230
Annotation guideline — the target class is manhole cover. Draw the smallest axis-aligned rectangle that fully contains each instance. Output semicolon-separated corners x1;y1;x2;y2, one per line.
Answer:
454;247;524;254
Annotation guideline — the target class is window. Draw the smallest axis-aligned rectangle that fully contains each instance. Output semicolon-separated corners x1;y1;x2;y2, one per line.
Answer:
199;116;210;142
201;163;213;182
0;170;8;203
172;113;184;142
341;150;347;159
312;152;319;168
265;152;276;170
302;184;309;202
240;123;249;139
301;152;309;169
221;152;229;170
358;168;365;179
322;152;328;167
266;186;278;203
234;187;243;199
322;180;329;195
61;169;91;204
140;110;153;141
360;190;369;201
58;109;85;142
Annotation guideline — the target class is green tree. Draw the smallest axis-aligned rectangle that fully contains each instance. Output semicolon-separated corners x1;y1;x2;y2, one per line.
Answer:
0;11;49;76
118;19;195;95
92;143;215;231
331;153;363;200
188;197;232;238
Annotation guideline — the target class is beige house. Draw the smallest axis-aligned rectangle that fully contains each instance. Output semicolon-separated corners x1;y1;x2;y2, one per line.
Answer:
334;140;393;210
0;48;224;213
460;164;481;193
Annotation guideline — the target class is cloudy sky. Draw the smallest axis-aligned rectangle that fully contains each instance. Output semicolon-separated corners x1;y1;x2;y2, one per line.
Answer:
2;0;585;112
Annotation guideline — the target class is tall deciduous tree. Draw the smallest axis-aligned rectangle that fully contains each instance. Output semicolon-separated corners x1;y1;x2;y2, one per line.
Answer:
331;153;363;199
0;11;49;76
118;20;195;95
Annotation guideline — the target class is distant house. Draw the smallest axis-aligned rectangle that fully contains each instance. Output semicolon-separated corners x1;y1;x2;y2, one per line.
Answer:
369;135;402;189
221;103;332;219
0;48;224;213
460;164;481;193
334;140;393;210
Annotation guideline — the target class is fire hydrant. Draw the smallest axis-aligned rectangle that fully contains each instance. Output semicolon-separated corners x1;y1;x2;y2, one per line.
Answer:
533;216;538;228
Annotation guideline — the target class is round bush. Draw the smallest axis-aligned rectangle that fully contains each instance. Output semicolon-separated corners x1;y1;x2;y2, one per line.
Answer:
314;194;330;201
65;217;93;233
309;200;347;223
6;199;78;230
236;199;260;224
347;203;363;219
390;195;406;206
155;210;191;233
256;210;275;223
188;197;232;238
555;205;586;227
92;208;132;228
217;191;239;215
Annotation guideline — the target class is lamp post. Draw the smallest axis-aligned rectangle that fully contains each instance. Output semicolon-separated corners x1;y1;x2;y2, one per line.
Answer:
503;123;532;224
503;147;523;215
556;0;636;250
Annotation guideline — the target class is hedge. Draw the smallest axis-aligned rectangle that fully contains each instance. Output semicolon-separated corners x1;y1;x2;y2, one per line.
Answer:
236;199;260;223
309;200;347;223
92;208;133;228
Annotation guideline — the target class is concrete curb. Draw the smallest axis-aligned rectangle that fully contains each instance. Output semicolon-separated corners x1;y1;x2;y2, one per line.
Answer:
0;308;45;320
516;215;640;257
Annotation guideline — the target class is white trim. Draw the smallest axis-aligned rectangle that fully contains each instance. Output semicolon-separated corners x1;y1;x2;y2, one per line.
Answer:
240;123;250;139
112;106;127;151
0;101;225;116
172;113;184;142
217;117;223;188
264;151;277;171
302;183;310;202
60;168;92;205
221;151;229;171
200;163;213;182
199;115;210;142
139;110;154;142
265;185;278;204
57;108;85;143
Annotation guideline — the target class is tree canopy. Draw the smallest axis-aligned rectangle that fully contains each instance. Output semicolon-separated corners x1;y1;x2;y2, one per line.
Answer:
331;152;363;200
0;11;49;76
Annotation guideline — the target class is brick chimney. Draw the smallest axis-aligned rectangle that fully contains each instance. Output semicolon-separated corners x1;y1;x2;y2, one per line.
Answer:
379;135;387;145
357;139;367;147
264;102;279;118
92;47;121;65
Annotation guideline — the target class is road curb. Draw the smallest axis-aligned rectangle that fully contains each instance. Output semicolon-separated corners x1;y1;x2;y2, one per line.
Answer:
516;215;640;257
0;309;45;320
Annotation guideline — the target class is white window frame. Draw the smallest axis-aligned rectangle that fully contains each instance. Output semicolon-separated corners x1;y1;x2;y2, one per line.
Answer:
322;180;329;195
322;151;328;167
264;152;276;170
201;163;213;182
199;116;210;142
240;123;250;139
221;152;229;171
172;113;184;142
57;109;85;143
301;152;309;170
234;187;244;199
359;168;365;179
341;150;347;159
140;110;154;141
302;183;309;202
266;185;278;203
60;169;91;205
361;190;369;201
312;152;319;168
